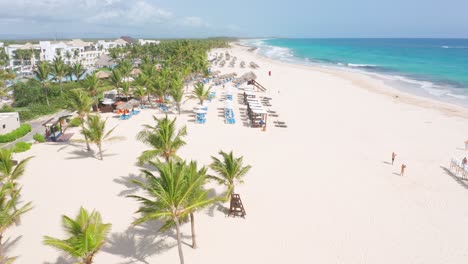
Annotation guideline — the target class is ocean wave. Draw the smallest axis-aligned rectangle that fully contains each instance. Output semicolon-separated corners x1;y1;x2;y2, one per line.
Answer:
347;63;377;68
441;45;468;49
446;93;468;100
245;39;295;62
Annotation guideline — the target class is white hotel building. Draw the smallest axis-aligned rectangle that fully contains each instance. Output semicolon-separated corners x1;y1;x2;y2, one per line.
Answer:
1;38;159;71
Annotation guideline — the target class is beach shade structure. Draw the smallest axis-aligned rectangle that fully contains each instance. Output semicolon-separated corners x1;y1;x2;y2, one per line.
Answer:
116;102;133;110
95;70;111;79
101;99;115;105
130;68;142;76
127;98;140;107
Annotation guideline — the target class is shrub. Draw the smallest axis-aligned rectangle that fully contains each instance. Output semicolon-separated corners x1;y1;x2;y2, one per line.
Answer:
0;124;32;143
33;133;46;143
69;117;82;127
11;141;32;153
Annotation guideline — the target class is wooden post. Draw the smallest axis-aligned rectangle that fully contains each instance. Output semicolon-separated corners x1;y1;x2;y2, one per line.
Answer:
262;113;267;132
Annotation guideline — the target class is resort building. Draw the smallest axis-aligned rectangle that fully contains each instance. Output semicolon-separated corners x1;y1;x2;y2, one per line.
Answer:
138;39;160;45
2;36;158;73
0;112;20;134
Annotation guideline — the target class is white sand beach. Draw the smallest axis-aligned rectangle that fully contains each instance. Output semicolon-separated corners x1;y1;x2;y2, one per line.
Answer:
9;44;468;263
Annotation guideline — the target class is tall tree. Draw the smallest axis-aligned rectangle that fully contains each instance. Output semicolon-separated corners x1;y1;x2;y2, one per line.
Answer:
0;148;33;193
80;115;123;160
71;62;86;82
189;82;211;105
82;73;104;111
169;76;184;115
129;161;209;264
209;151;252;201
33;61;51;106
43;207;111;264
67;89;93;151
51;56;66;94
184;161;213;249
0;184;33;262
136;115;187;164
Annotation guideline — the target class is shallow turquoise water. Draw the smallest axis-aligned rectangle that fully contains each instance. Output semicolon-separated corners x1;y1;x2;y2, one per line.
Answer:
243;38;468;107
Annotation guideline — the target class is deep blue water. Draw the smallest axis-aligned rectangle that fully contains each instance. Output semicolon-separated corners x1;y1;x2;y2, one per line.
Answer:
242;38;468;107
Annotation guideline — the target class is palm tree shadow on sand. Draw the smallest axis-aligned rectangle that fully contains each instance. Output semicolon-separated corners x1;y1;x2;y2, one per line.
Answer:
113;173;146;197
440;166;468;190
103;221;191;264
43;255;75;264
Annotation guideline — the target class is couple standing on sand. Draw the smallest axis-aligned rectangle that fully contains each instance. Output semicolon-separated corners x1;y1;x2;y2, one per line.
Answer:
392;152;406;176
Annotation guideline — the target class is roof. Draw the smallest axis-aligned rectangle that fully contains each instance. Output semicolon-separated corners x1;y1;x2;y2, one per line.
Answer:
67;39;92;47
95;70;111;79
0;112;18;122
114;39;128;45
95;54;115;67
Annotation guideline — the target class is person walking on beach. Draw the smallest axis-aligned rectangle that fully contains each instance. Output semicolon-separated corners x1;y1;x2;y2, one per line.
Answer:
401;164;407;176
462;157;467;166
392;152;397;165
268;70;271;76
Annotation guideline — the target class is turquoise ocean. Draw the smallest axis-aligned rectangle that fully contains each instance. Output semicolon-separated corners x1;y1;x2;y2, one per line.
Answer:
241;39;468;107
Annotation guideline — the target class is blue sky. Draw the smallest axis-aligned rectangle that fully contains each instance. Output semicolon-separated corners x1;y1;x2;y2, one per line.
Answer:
0;0;467;39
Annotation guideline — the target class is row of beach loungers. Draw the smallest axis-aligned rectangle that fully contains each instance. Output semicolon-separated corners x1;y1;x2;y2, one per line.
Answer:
243;88;267;128
224;87;236;124
450;158;468;179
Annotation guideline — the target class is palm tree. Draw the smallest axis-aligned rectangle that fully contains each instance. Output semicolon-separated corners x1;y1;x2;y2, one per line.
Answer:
169;76;184;115
82;73;104;111
43;207;111;264
136;115;187;164
68;89;93;151
65;50;72;65
209;151;252;201
109;69;122;94
189;82;211;105
184;161;213;249
117;60;132;79
71;62;86;82
132;86;147;105
34;61;51;106
129;161;209;264
0;148;33;190
51;56;66;94
80;115;123;160
119;81;131;101
0;184;33;261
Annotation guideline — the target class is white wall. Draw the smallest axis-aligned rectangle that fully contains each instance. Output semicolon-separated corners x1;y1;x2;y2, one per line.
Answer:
0;112;20;134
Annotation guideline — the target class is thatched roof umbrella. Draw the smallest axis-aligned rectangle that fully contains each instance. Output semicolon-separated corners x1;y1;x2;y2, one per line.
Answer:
95;71;111;79
116;103;133;110
130;68;142;76
127;99;140;107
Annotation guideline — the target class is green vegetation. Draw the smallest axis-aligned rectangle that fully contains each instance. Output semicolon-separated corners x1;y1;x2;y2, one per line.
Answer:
33;133;46;143
69;117;82;127
209;151;252;201
11;142;32;153
136;115;187;164
43;207;111;264
80;115;123;160
0;124;32;143
0;148;33;262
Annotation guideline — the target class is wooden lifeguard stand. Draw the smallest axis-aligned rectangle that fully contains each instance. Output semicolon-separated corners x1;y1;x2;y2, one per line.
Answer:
228;194;246;218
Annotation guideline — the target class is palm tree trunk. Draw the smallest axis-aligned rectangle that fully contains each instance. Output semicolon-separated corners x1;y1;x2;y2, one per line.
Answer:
98;144;103;160
43;84;50;106
190;212;197;249
174;217;185;264
80;120;91;151
59;80;63;94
